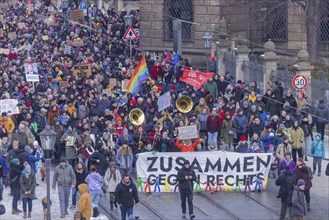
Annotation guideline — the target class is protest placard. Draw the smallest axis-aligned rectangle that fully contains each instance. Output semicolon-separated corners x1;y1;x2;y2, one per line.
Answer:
157;91;171;112
136;152;273;192
18;23;26;29
73;64;92;77
122;79;129;92
24;63;39;82
71;39;84;47
0;48;10;55
8;32;17;40
69;10;84;20
59;81;70;89
64;45;72;54
109;78;117;88
178;125;198;140
42;35;49;41
45;16;55;26
0;99;20;115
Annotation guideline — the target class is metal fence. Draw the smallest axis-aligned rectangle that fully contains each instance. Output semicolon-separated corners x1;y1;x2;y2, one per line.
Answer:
242;54;264;94
223;51;236;79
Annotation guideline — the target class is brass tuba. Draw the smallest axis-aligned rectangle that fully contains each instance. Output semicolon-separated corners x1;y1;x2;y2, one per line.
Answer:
155;111;173;132
129;108;145;126
176;95;193;113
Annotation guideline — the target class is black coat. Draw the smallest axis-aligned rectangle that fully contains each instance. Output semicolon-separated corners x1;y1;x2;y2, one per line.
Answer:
177;166;197;190
9;163;24;188
74;169;88;190
89;151;109;176
115;178;139;207
275;169;297;205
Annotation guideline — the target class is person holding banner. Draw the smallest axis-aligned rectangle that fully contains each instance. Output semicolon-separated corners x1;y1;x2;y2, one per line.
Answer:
175;136;200;152
177;160;196;219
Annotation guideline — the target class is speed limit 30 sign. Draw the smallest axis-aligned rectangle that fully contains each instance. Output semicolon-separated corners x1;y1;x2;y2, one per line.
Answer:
292;74;308;90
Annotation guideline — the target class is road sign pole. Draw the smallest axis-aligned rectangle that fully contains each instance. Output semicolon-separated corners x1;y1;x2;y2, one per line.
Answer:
130;39;132;58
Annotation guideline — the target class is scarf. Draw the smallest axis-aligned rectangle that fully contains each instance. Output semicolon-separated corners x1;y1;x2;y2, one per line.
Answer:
76;167;83;174
109;169;116;180
22;170;31;177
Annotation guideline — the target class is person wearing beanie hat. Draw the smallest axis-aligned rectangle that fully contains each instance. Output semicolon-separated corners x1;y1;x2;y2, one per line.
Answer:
20;163;36;218
294;157;312;211
232;107;248;145
236;135;249;153
291;179;306;219
177;159;196;219
9;155;23;214
308;133;325;177
52;155;76;218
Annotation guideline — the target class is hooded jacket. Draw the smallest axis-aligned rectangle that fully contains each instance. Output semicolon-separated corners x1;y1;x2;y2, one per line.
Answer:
52;163;76;188
115;178;139;207
314;102;329;124
85;172;103;191
291;187;306;217
308;133;325;158
78;183;92;220
177;164;197;190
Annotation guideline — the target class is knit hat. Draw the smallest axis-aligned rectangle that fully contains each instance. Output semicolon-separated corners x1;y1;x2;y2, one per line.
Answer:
25;164;31;171
11;158;20;165
282;135;289;141
184;160;190;165
265;124;272;129
251;105;257;111
60;157;67;162
170;85;176;90
297;179;305;186
24;145;32;153
285;151;292;156
240;135;247;141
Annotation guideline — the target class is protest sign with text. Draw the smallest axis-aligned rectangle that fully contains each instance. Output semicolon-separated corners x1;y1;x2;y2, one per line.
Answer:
0;99;20;115
136;152;273;192
157;91;171;112
69;10;84;20
73;64;92;77
178;125;198;140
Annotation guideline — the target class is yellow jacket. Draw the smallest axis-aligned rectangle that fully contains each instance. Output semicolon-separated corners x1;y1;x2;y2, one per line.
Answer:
288;127;304;149
78;184;92;220
1;117;15;137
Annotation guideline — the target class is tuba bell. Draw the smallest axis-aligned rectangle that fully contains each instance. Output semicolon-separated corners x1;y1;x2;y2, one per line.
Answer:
176;95;193;113
129;108;145;126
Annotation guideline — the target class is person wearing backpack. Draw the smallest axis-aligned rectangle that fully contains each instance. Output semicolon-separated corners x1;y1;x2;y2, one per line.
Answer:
275;165;297;220
308;133;325;176
291;179;306;220
294;158;312;211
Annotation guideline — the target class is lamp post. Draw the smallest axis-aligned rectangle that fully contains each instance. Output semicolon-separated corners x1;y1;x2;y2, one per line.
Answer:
39;125;56;220
124;11;134;58
203;32;213;72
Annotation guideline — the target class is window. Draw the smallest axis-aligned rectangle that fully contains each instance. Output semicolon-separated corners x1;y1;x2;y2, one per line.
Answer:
163;0;194;41
319;1;329;43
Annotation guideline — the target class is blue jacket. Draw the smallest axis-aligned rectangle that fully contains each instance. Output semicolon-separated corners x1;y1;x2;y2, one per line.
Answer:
85;172;103;191
25;152;41;173
308;133;325;159
233;114;248;134
0;155;9;176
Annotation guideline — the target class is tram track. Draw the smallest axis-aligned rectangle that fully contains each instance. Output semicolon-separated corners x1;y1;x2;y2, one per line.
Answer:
197;192;240;220
98;201;120;220
138;197;166;220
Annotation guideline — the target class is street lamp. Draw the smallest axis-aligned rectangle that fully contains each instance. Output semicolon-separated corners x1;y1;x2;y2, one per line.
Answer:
39;125;56;220
203;32;213;72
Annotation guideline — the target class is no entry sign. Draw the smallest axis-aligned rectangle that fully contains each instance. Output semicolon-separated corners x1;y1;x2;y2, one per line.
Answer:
292;74;308;90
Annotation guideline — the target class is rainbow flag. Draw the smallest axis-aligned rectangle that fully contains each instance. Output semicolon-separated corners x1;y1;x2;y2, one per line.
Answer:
126;56;149;95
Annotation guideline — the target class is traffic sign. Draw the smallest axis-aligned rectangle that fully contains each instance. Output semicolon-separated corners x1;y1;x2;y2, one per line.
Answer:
123;26;138;40
80;2;87;9
292;74;308;90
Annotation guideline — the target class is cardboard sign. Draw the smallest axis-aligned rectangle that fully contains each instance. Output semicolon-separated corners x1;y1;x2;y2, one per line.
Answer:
8;32;17;40
109;78;117;87
42;35;49;41
18;22;26;29
157;91;171;112
69;10;84;20
71;39;84;47
73;64;92;77
0;99;20;115
45;16;55;26
64;45;72;54
59;81;70;89
178;125;198;140
122;79;129;92
0;48;10;55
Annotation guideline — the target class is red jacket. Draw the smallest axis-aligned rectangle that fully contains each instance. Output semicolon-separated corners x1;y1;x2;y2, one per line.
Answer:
175;138;200;152
151;65;162;81
206;115;222;133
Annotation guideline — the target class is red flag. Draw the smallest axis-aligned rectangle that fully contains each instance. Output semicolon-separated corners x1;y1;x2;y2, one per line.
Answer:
179;69;213;89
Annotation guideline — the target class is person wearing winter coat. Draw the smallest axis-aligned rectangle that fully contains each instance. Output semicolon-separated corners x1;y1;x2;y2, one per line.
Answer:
203;77;218;98
85;165;103;217
9;158;24;215
194;98;210;115
52;157;76;218
1;112;15;137
291;179;306;220
232;108;248;144
175;137;200;152
236;135;249;153
177;160;197;219
24;146;41;175
248;117;264;139
19;164;36;219
294;158;312;212
299;115;313;161
78;183;92;220
281;152;295;174
116;144;134;177
221;112;234;151
288;120;304;162
89;143;109;176
275;166;297;220
276;136;292;174
260;125;282;153
206;109;222;149
115;174;139;220
104;162;122;210
308;133;325;176
12;123;28;146
71;162;88;209
60;125;81;168
313;100;329;140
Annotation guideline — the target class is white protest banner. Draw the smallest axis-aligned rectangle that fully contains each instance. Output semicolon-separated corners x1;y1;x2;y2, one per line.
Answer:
0;99;20;115
64;45;72;54
136;152;273;193
178;125;198;140
157;91;171;112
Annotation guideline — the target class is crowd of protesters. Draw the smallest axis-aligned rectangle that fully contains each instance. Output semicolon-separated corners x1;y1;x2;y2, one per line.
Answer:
0;1;328;220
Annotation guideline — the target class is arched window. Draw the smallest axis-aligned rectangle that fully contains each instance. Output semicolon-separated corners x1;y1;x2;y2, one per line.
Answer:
163;0;194;41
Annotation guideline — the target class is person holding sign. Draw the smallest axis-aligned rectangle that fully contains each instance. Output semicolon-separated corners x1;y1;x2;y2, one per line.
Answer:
175;136;200;152
177;160;196;219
